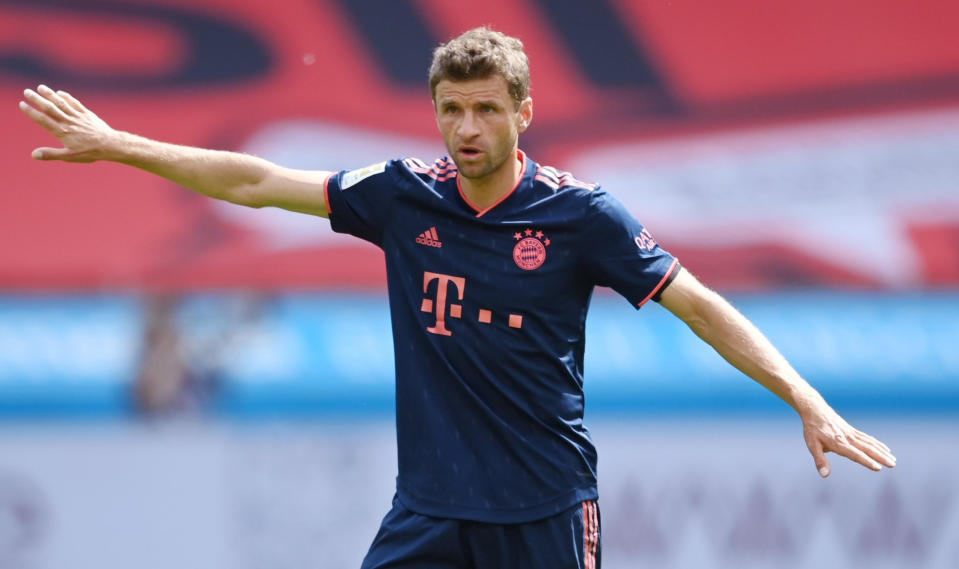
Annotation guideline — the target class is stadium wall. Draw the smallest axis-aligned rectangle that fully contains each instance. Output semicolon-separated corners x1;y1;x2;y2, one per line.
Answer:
0;418;955;569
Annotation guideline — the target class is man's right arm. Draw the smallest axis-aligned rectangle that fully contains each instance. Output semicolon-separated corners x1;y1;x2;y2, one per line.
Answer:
19;85;332;218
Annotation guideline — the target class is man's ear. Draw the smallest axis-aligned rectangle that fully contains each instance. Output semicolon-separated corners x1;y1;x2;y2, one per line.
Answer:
518;97;533;132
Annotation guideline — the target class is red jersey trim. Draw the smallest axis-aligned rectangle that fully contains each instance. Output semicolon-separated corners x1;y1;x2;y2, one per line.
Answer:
582;500;599;569
322;172;334;215
457;150;527;218
637;259;680;308
534;165;597;191
408;157;457;181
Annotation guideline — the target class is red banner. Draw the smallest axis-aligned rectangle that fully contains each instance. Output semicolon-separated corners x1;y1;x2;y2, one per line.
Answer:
3;0;959;290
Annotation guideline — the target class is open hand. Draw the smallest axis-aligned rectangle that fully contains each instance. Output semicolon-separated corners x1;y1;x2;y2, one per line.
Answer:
802;404;896;477
19;84;116;163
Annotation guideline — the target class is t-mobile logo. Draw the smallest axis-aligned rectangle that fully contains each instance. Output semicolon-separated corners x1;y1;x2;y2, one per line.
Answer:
421;271;524;335
421;272;465;336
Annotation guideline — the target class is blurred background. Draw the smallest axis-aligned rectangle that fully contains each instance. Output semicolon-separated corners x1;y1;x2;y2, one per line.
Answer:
1;0;958;567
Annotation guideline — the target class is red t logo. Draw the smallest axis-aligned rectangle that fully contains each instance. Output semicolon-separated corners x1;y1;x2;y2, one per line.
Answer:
422;272;466;336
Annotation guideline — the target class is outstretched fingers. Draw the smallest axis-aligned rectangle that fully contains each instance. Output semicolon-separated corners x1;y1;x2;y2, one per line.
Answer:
36;84;79;116
23;86;68;122
19;85;113;162
56;89;88;114
855;428;892;454
827;433;883;472
19;98;58;132
852;430;897;468
21;89;77;144
808;427;897;477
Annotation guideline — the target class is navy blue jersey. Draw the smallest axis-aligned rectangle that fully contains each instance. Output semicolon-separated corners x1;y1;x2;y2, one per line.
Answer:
325;151;678;523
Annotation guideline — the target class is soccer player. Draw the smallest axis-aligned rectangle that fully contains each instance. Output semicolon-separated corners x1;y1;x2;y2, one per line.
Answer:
20;26;895;569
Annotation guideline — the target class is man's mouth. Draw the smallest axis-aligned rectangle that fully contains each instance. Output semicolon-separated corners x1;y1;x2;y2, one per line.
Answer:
458;146;482;158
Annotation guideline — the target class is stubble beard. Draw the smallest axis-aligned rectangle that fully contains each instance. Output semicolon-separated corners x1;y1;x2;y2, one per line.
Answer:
452;146;511;182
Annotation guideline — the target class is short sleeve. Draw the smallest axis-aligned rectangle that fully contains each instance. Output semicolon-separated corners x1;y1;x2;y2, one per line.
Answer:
325;159;401;247
583;190;679;308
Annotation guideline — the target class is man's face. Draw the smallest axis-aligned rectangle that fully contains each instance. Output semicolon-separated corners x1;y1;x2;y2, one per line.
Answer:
434;75;532;182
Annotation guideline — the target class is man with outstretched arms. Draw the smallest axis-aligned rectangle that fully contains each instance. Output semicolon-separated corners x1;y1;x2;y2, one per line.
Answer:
21;26;895;569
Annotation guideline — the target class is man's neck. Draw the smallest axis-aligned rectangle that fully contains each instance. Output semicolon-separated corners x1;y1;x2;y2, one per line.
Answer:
458;151;525;212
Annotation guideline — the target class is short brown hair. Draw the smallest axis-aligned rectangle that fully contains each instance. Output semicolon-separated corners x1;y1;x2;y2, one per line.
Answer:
428;27;530;107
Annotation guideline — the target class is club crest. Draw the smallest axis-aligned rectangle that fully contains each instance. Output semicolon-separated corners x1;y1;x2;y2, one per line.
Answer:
512;228;550;270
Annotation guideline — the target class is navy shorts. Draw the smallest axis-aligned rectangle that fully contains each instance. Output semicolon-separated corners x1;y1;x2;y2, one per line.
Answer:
361;496;601;569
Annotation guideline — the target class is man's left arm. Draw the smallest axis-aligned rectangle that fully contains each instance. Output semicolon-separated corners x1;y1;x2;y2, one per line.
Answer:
656;267;897;477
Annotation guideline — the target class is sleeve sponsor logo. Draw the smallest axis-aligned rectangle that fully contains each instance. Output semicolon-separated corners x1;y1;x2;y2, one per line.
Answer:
341;161;387;190
634;228;657;252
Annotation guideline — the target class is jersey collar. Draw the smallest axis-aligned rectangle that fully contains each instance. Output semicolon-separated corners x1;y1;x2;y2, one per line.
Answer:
456;150;528;218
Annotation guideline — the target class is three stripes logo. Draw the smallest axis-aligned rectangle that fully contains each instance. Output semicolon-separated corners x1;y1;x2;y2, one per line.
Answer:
415;226;443;248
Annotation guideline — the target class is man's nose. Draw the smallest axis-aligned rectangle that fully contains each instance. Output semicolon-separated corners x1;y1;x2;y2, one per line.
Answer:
457;110;480;138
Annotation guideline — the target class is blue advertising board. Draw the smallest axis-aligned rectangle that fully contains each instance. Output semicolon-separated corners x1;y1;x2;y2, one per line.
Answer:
0;295;143;416
0;292;956;417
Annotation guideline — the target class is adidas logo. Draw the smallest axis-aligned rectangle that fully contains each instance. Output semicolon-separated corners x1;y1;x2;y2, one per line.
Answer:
415;226;443;248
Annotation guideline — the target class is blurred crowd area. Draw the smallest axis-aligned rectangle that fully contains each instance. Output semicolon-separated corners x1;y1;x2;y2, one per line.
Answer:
1;0;957;416
0;1;957;567
3;0;959;294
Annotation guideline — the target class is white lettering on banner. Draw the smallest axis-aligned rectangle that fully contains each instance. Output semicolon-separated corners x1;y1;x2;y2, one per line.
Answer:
340;161;387;189
217;325;301;383
0;321;138;383
214;123;444;250
569;107;959;288
325;319;394;384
